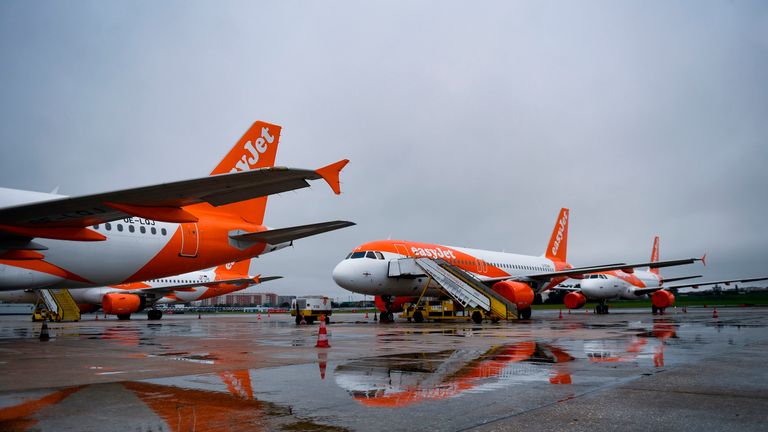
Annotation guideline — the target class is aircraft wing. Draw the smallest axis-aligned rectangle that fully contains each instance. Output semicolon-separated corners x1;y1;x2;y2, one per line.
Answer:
481;257;703;286
662;276;768;291
137;275;283;296
229;220;356;245
0;160;348;242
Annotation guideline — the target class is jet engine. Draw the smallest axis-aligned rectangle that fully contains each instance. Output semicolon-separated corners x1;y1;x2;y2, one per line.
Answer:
102;293;145;315
374;296;416;313
491;281;534;310
564;291;587;309
651;290;675;309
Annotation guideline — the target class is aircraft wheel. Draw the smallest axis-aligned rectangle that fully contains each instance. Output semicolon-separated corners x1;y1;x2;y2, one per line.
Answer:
386;312;395;322
295;315;303;325
413;311;424;323
379;312;388;322
471;311;483;324
519;308;532;320
651;305;659;315
325;316;330;325
306;317;316;325
147;310;163;320
117;314;131;321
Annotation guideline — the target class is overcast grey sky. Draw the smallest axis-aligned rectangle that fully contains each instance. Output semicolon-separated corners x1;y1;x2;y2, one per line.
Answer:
1;1;767;299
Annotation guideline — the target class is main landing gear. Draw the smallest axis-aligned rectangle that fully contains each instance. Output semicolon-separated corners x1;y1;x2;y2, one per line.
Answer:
147;309;163;320
651;305;666;315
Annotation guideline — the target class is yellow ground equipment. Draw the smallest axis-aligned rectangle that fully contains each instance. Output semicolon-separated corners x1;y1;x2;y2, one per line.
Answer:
33;289;80;322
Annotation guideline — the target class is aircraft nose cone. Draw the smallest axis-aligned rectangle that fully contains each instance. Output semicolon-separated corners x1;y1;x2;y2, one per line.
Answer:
332;260;352;289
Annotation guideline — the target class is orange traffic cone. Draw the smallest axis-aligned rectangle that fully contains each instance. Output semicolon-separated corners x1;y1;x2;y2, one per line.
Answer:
559;309;563;320
713;307;718;319
316;315;330;348
267;312;271;319
258;313;262;321
365;312;369;319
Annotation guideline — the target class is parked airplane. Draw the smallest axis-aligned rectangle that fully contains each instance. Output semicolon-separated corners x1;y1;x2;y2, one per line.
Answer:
0;121;353;292
332;208;702;322
555;236;768;314
0;259;277;320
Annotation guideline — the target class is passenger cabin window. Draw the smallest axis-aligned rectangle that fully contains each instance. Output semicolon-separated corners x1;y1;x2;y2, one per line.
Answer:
105;223;111;231
151;227;157;235
117;224;123;232
350;252;366;259
128;225;135;233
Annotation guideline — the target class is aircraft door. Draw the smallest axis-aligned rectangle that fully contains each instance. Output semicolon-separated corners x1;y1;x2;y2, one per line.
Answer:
179;223;199;257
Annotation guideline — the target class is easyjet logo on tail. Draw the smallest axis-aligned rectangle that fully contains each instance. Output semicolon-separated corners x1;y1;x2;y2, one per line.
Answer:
551;211;568;257
230;127;275;173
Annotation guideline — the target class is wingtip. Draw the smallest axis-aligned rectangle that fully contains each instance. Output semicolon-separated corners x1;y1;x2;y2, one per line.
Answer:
701;253;707;266
315;159;350;195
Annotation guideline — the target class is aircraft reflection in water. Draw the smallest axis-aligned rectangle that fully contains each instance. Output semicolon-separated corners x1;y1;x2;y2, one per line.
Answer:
334;342;574;408
0;365;335;432
583;321;677;367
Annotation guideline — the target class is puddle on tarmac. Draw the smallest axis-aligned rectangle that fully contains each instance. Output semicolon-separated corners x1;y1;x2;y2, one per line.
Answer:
1;313;766;431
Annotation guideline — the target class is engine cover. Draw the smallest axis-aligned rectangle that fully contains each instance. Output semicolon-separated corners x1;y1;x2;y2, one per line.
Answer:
102;293;145;315
564;291;587;309
491;281;534;310
374;296;416;312
651;290;675;309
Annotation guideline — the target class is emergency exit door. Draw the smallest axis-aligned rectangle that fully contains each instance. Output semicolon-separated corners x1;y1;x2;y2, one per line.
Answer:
179;223;199;257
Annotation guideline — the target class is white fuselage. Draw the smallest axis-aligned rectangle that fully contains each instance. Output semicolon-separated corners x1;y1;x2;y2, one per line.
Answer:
0;268;223;306
332;241;559;297
574;270;662;301
0;188;287;291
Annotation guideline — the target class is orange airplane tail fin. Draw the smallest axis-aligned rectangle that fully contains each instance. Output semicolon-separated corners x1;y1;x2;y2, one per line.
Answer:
649;236;660;275
545;208;569;263
214;259;252;279
207;121;282;224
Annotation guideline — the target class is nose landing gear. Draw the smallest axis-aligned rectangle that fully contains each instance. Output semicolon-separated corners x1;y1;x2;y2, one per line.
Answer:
379;295;395;323
594;302;609;314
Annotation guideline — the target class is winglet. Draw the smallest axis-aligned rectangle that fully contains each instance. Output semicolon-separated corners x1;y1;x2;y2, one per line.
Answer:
700;253;707;267
315;159;350;195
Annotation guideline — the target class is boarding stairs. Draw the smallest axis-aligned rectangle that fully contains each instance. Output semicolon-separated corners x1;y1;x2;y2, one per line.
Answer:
391;257;518;320
34;289;80;322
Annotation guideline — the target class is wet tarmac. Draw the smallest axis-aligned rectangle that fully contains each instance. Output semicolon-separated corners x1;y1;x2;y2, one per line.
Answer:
0;307;766;431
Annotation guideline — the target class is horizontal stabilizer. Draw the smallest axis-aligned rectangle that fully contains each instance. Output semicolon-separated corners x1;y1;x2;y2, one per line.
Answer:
229;220;355;245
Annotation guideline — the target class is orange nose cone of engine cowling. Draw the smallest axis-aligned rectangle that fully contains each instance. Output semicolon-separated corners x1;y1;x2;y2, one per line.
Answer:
564;292;587;309
492;281;535;310
102;293;142;315
651;290;675;309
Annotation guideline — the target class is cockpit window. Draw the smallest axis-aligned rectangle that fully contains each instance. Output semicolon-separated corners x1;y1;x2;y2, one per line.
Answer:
374;251;384;260
366;251;377;259
345;253;353;259
350;252;366;259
